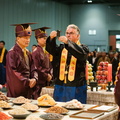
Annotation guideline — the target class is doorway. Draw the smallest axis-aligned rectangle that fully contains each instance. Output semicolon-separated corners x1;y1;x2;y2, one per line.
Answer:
109;30;120;52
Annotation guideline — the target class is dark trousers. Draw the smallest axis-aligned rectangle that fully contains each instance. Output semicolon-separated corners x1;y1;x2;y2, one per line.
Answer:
0;63;6;85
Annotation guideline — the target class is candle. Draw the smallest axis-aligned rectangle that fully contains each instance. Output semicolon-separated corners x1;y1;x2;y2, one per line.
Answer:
86;63;88;80
107;64;112;82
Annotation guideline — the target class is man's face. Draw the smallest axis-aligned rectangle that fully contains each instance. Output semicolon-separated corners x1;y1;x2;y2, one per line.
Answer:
38;37;47;47
65;28;80;42
17;36;30;48
0;43;4;49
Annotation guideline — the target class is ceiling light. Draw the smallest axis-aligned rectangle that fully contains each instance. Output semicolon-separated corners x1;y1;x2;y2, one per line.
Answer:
87;0;92;3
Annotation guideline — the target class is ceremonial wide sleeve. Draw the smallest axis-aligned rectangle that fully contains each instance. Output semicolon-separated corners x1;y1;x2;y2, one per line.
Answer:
32;50;48;82
65;40;89;61
28;52;38;81
46;36;60;56
6;51;30;87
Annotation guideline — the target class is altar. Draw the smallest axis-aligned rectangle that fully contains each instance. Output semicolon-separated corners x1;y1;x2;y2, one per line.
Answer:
2;100;119;120
41;87;116;106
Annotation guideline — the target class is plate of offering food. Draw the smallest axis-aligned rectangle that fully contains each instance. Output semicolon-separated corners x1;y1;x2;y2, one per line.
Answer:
25;115;43;120
21;102;39;112
0;101;13;109
0;111;13;120
0;91;9;101
45;106;69;115
40;113;64;120
12;96;31;105
37;94;56;107
38;104;53;108
63;99;84;110
37;102;55;108
8;107;31;119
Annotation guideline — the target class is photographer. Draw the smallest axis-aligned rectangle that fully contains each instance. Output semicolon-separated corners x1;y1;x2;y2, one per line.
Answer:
46;24;89;103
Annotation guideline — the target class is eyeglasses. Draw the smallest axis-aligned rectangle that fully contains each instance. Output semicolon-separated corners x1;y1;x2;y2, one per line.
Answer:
66;32;76;35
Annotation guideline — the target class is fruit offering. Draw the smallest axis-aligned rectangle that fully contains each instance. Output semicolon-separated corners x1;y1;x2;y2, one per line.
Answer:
86;61;94;83
96;61;109;84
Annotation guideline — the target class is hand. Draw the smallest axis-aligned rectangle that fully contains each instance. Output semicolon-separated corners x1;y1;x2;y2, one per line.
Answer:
29;79;36;88
58;36;68;44
47;74;52;82
50;31;57;40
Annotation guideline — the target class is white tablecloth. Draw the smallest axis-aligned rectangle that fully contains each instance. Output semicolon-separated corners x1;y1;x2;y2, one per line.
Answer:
87;89;115;106
41;87;116;106
3;100;119;120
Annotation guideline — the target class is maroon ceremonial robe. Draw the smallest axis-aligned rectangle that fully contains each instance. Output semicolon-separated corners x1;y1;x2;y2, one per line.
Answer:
115;68;120;106
6;44;38;99
32;45;52;99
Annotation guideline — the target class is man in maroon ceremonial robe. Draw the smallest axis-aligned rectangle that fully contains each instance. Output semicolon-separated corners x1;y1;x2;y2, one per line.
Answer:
6;23;38;98
32;27;52;99
114;67;120;120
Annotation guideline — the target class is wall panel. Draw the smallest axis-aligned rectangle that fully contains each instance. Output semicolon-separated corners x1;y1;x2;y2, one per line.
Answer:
70;4;120;52
0;0;70;51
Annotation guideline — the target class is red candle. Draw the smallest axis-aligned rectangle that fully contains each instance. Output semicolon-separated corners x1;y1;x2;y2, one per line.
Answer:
86;63;88;80
107;64;112;82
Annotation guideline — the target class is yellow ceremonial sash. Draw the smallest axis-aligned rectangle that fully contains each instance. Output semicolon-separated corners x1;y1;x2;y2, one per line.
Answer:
49;54;53;62
0;47;5;63
59;48;68;81
43;47;53;62
59;40;80;83
68;56;77;81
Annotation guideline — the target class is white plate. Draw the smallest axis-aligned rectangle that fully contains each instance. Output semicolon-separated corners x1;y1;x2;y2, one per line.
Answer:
63;105;84;110
0;103;13;109
8;112;31;119
40;113;63;120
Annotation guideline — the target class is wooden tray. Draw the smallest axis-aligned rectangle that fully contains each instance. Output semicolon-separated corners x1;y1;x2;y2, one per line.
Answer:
70;110;104;119
88;105;116;112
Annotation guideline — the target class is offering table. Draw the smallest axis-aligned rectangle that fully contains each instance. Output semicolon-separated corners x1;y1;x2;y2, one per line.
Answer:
41;87;116;106
3;100;119;120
